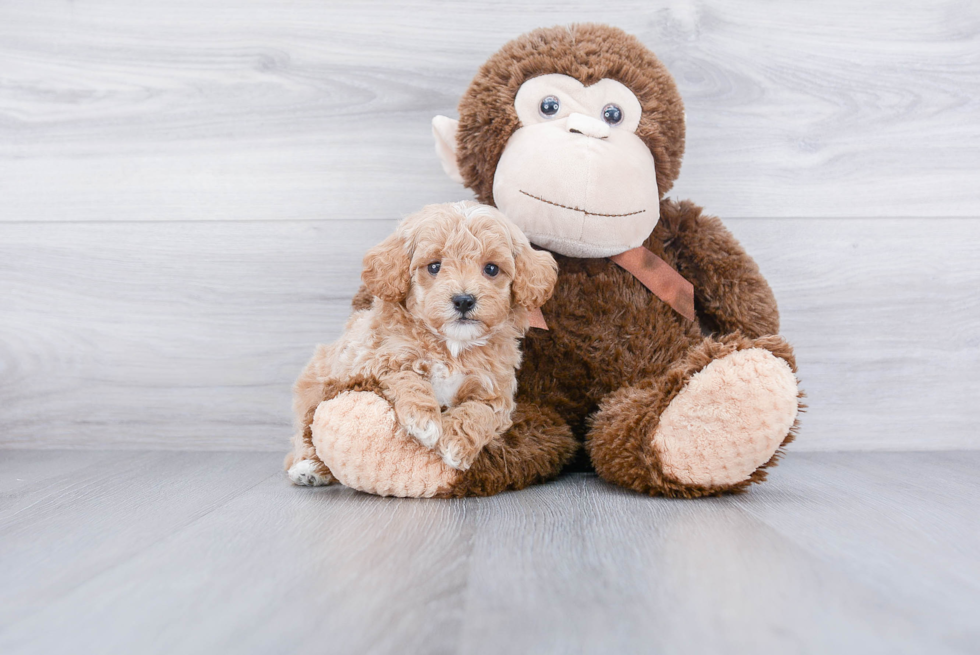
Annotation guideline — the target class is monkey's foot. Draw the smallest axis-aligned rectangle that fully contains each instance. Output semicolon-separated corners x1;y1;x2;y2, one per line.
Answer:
653;348;799;488
311;391;459;498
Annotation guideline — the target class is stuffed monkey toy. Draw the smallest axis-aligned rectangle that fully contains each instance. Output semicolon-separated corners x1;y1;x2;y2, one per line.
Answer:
298;24;801;498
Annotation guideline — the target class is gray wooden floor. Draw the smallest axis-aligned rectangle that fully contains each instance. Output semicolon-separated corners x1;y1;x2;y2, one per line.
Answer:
1;450;978;655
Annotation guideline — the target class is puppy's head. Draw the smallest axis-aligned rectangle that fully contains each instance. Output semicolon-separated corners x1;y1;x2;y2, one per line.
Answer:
362;201;557;351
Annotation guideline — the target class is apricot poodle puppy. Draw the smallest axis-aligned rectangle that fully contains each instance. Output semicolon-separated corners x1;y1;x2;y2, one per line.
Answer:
285;201;558;486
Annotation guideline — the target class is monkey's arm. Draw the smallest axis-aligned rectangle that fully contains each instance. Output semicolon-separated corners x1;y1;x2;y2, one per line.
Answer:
652;198;780;338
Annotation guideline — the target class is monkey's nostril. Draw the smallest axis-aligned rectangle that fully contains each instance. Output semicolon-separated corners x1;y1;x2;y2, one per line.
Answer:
452;294;477;315
566;113;611;139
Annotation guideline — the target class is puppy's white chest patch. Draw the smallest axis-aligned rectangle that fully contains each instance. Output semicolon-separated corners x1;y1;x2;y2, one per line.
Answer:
430;363;465;408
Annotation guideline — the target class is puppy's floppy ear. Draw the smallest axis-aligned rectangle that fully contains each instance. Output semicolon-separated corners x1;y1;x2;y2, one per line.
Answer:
512;237;558;311
362;229;412;303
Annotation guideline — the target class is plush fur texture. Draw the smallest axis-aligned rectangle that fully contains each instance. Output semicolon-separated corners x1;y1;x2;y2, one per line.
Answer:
285;202;559;485
653;348;798;487
311;390;579;497
586;332;802;497
313;390;460;497
456;24;686;205
485;72;666;258
333;198;801;498
301;24;802;499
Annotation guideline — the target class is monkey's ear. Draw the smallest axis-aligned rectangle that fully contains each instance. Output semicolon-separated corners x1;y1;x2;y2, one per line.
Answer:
432;116;464;184
361;230;412;303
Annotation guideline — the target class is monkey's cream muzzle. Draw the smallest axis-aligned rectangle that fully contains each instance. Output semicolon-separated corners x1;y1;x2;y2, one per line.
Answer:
432;74;664;259
492;121;660;257
489;74;662;259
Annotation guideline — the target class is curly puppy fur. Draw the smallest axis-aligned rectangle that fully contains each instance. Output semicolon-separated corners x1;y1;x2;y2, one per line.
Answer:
286;202;558;482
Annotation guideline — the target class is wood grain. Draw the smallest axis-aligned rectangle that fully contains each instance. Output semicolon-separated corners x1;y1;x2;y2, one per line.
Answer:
1;0;977;222
459;469;963;654
0;451;473;655
0;219;392;449
1;1;978;453
0;451;278;629
730;217;980;450
1;217;978;451
734;451;980;651
1;451;977;654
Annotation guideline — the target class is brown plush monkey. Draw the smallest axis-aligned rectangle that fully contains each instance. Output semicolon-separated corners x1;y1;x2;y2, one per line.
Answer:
296;24;801;498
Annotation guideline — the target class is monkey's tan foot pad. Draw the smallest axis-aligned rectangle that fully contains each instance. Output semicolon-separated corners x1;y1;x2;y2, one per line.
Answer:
652;348;799;487
312;391;460;498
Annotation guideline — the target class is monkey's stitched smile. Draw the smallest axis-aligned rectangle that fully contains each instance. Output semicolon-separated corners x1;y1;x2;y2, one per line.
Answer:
519;190;647;218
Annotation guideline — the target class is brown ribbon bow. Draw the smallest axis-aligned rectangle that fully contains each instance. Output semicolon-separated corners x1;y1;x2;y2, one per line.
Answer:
528;246;695;330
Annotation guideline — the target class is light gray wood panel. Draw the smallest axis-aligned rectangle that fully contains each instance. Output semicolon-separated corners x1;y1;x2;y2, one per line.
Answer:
1;217;978;451
0;219;394;449
0;451;277;628
1;451;978;654
0;450;121;521
1;0;977;222
458;473;960;654
734;451;980;651
730;217;980;450
0;452;474;655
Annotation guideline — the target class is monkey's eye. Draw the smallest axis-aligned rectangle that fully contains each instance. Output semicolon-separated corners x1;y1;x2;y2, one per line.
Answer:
602;103;624;125
483;263;499;277
427;262;441;275
539;96;560;118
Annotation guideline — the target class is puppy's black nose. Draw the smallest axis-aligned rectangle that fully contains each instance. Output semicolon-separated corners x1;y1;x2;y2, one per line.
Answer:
452;294;476;315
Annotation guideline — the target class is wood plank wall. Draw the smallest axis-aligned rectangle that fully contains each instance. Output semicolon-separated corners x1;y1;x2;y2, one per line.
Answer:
1;0;978;451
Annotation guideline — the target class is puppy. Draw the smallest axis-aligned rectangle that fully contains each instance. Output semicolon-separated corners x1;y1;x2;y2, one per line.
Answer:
285;201;558;486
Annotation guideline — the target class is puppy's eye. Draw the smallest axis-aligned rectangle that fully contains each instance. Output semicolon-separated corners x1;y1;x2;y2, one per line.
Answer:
427;262;441;275
539;96;560;118
483;263;499;277
602;103;623;125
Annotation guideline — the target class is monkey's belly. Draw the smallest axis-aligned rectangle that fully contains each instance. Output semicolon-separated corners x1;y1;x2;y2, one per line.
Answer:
519;255;701;429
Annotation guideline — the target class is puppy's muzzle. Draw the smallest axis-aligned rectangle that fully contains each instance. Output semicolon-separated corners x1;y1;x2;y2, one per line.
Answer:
451;294;477;317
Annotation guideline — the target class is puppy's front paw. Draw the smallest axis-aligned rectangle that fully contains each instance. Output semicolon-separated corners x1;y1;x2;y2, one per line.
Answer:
396;400;443;448
402;414;442;448
287;459;335;487
438;433;480;471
